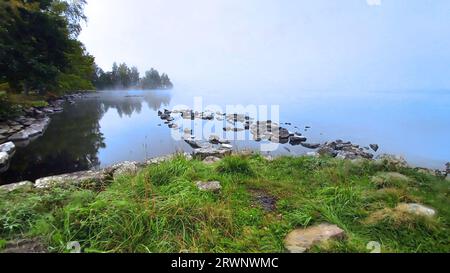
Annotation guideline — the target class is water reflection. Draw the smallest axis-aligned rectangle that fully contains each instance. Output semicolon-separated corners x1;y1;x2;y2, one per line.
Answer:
0;90;172;184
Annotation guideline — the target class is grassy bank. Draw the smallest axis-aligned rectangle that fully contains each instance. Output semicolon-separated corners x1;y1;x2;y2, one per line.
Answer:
1;154;449;253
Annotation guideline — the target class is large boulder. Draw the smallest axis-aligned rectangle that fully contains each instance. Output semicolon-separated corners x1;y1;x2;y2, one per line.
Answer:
284;224;346;253
35;170;110;189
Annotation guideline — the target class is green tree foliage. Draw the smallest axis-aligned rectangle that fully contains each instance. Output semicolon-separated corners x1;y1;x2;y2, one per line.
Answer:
0;0;93;95
94;64;173;90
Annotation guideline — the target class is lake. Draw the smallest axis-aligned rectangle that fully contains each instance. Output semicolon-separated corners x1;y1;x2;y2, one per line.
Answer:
1;87;449;184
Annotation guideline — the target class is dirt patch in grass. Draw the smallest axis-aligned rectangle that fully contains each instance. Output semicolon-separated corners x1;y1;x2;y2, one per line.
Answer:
1;238;48;253
249;189;278;212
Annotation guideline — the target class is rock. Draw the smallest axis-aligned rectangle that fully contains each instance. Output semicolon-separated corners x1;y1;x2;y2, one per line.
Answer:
284;224;346;253
0;181;34;193
301;143;321;149
193;147;232;160
145;153;192;165
0;127;9;135
184;139;211;149
196;181;222;193
201;111;215;120
305;152;320;157
369;144;379;152
209;135;221;144
317;146;338;157
289;135;307;145
0;141;15;155
112;161;139;179
396;203;436;217
203;156;221;165
8;118;50;142
1;239;47;253
35;170;110;189
376;154;408;168
0;152;9;168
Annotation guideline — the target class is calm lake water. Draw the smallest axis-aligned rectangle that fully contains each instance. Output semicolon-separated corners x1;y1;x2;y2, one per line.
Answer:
1;88;449;184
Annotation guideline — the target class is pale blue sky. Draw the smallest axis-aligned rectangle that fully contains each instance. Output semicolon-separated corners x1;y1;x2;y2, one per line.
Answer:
80;0;450;91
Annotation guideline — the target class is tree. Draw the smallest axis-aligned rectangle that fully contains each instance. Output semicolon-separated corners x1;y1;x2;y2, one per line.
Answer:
0;0;94;95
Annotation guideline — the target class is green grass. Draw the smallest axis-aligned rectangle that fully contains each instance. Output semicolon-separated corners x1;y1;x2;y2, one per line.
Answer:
0;155;449;253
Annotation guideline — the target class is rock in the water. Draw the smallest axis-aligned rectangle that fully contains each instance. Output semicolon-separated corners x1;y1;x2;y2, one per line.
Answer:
196;181;222;193
284;224;346;253
193;147;232;160
35;170;109;189
220;143;233;150
289;135;307;145
112;161;139;179
184;139;211;149
301;143;321;149
203;156;221;165
0;181;34;193
396;203;436;217
0;141;15;155
369;144;379;152
317;146;338;157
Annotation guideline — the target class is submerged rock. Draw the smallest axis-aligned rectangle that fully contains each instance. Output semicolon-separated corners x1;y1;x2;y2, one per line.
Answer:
284;224;346;253
196;181;222;193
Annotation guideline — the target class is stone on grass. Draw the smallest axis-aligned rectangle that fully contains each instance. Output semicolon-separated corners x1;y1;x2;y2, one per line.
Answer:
284;223;346;253
396;203;436;217
35;170;109;189
203;156;221;165
0;181;34;193
196;181;222;193
112;161;139;179
376;154;408;168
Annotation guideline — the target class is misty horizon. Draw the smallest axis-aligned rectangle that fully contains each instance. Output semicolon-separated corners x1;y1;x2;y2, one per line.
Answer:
79;0;450;92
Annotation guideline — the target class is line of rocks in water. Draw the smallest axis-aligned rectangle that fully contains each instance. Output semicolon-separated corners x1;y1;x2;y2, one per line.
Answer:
0;93;83;173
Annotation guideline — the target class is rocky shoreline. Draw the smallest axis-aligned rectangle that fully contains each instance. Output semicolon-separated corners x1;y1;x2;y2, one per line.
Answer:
0;93;83;173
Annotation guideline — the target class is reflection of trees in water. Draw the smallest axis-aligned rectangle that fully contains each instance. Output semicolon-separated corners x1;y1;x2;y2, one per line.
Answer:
100;91;171;117
0;91;173;184
0;100;106;184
